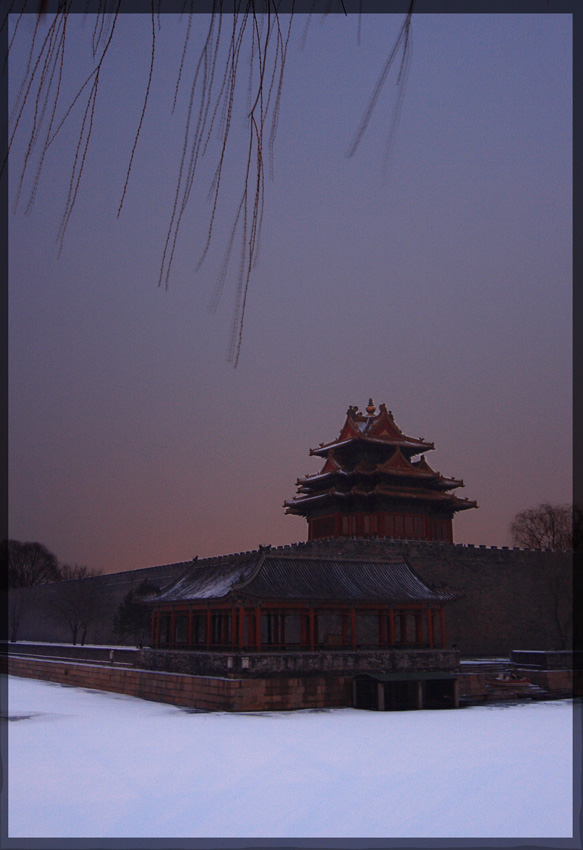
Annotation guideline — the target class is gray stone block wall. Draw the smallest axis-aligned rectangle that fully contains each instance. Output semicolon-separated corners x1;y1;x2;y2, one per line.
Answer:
5;561;189;646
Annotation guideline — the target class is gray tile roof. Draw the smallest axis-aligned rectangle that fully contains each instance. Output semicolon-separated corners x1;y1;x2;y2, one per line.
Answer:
150;555;258;603
150;552;454;605
235;556;453;603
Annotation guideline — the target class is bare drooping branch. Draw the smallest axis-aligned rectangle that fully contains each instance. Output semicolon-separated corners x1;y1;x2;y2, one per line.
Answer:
116;2;156;218
347;0;413;161
145;4;293;366
9;4;412;366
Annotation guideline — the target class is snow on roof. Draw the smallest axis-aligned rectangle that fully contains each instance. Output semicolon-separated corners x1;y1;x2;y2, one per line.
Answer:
151;555;259;603
148;554;456;605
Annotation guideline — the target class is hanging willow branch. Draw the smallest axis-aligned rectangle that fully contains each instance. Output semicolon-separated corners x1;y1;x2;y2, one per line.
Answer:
6;0;295;366
6;1;412;367
347;0;413;160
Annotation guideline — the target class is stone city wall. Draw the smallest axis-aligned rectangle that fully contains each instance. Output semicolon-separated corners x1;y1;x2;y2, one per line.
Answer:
6;538;573;657
5;560;189;645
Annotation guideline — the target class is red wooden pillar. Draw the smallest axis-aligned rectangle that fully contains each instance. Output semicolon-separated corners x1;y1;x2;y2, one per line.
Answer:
151;612;156;647
255;606;261;651
440;607;446;648
223;612;229;645
400;611;408;645
350;607;357;650
171;611;176;648
205;608;211;647
280;610;286;646
341;612;348;647
415;612;423;645
379;608;386;647
423;514;430;541
427;608;434;649
187;610;193;648
388;608;395;645
309;608;315;651
238;606;245;649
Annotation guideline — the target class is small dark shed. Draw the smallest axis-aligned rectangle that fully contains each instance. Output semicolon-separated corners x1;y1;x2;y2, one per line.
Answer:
353;672;459;711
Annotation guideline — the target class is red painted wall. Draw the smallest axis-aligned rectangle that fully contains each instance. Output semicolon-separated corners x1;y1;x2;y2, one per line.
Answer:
309;512;453;542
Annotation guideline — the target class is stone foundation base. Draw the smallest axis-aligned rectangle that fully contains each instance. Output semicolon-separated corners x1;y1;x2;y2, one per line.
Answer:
4;653;576;712
3;655;352;711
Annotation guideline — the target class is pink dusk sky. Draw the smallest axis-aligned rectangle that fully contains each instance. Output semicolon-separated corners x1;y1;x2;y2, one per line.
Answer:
8;9;572;574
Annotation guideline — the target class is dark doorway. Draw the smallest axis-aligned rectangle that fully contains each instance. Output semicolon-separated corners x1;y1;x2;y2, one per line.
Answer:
423;678;457;709
354;674;458;711
384;680;420;711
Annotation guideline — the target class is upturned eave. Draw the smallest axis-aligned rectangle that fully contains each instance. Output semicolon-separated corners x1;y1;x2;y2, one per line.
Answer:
309;435;434;457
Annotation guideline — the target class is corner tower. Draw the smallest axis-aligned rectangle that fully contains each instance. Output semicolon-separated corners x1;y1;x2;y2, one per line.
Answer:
284;400;477;542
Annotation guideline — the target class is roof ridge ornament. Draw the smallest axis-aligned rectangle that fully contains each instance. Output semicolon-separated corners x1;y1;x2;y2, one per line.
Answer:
366;398;376;415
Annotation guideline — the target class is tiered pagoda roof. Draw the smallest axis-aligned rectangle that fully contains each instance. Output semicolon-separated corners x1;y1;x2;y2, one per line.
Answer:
284;400;477;541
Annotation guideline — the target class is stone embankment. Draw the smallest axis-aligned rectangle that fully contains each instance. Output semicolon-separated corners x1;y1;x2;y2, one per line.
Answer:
2;643;577;711
3;652;351;712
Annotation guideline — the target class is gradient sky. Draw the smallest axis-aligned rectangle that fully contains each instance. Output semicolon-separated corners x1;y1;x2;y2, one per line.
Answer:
8;11;572;573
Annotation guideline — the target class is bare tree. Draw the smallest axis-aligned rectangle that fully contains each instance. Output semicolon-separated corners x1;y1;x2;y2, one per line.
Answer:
5;539;61;588
511;504;574;650
5;3;413;365
510;503;573;552
49;564;104;645
3;539;62;641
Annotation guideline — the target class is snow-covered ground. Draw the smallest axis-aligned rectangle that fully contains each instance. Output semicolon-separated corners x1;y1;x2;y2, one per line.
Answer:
5;675;576;839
